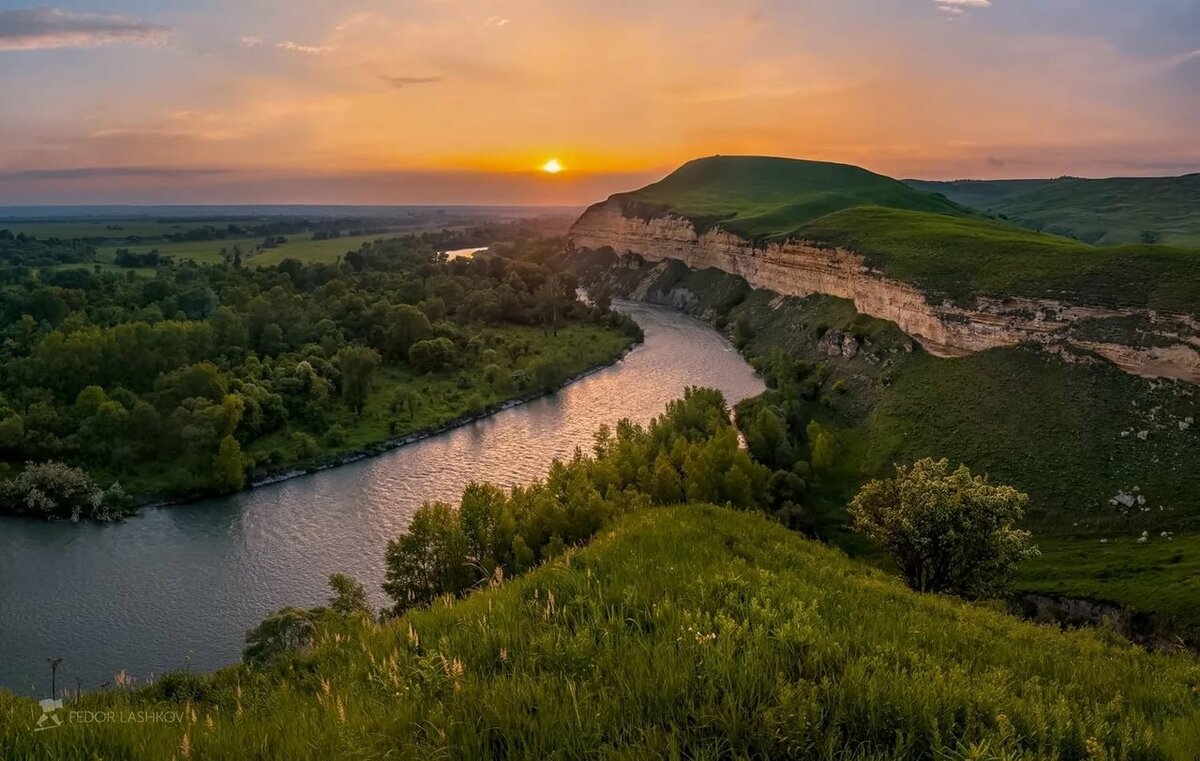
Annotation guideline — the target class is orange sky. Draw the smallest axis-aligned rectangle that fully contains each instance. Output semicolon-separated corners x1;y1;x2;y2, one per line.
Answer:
0;0;1197;204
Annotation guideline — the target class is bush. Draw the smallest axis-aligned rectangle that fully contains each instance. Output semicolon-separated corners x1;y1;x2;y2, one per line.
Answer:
0;460;114;521
242;607;317;665
849;458;1038;598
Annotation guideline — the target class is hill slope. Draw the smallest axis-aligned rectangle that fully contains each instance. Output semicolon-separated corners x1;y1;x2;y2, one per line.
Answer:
4;506;1199;759
570;155;1200;383
616;155;970;239
908;175;1200;248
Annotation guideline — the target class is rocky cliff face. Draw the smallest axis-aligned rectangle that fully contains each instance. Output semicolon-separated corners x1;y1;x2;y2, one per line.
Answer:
569;202;1200;384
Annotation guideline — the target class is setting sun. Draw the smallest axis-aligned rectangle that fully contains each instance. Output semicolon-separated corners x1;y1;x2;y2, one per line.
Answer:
542;159;564;174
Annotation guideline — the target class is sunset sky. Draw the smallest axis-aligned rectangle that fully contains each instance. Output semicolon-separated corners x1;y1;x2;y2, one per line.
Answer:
0;0;1197;204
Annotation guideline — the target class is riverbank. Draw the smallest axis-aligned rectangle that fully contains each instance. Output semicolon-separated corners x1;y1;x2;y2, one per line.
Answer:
242;341;640;491
124;331;642;515
0;300;764;695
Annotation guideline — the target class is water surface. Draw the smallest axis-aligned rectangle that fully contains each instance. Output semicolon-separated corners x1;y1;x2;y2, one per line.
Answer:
0;302;762;696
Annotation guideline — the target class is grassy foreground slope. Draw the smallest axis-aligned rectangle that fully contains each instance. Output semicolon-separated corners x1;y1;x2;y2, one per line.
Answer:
580;254;1200;640
615;155;969;239
908;175;1200;248
4;506;1199;759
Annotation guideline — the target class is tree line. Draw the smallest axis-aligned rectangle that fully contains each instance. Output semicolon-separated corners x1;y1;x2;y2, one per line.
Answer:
0;230;639;520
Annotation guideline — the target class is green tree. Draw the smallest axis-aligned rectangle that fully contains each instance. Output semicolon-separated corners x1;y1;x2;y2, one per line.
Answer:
849;458;1038;598
383;502;471;613
381;304;431;361
408;338;456;374
327;574;370;617
242;607;315;665
212;435;245;492
806;421;838;471
335;345;381;415
391;388;419;420
650;454;683;504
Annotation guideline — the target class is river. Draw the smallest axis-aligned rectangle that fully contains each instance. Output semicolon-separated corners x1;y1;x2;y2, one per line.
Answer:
0;301;763;697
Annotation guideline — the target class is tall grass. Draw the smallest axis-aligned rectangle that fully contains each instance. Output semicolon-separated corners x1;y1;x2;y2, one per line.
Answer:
3;506;1198;759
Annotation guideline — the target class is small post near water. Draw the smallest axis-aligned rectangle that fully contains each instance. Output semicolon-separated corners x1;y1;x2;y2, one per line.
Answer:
46;657;62;699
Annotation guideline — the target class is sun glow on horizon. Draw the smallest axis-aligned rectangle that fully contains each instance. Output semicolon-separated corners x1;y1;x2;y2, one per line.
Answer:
542;159;564;174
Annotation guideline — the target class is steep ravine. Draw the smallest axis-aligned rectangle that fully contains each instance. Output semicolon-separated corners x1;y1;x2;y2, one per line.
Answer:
569;202;1200;383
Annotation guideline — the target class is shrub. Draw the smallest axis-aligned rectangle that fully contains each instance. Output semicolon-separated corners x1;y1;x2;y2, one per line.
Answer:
849;458;1038;598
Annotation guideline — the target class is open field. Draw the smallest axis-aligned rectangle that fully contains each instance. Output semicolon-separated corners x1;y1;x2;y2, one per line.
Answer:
909;174;1200;249
94;232;408;267
0;219;255;240
3;505;1197;759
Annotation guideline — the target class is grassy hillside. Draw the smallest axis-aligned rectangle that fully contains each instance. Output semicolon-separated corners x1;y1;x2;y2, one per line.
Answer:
602;157;1200;313
908;175;1200;248
581;255;1200;640
4;506;1199;759
799;206;1200;312
615;155;969;239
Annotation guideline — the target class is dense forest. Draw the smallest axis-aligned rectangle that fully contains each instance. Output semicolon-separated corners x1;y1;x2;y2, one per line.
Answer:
0;229;638;520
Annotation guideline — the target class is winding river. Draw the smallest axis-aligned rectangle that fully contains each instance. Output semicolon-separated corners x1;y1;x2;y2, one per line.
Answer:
0;302;763;697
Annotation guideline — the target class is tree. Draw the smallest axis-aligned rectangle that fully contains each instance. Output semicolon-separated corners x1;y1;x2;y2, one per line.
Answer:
848;458;1038;598
212;435;245;492
242;607;315;665
383;501;471;613
588;279;612;313
408;337;456;374
806;421;838;471
379;304;431;361
650;454;683;504
391;388;419;420
335;345;381;415
327;573;369;616
746;406;793;470
535;275;561;336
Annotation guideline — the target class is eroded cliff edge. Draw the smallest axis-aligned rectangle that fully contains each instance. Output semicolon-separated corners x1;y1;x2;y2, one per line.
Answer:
569;201;1200;384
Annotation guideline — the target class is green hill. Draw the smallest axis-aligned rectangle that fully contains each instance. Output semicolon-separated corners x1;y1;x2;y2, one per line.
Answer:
597;157;1200;313
616;155;970;239
907;175;1200;248
4;506;1199;759
794;206;1200;312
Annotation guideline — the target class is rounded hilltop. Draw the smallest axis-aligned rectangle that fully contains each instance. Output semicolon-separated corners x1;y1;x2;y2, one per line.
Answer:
612;154;970;239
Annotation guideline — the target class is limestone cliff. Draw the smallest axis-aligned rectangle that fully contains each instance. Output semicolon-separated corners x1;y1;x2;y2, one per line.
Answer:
569;201;1200;384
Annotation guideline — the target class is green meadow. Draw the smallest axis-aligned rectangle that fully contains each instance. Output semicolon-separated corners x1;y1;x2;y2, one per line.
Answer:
95;232;402;267
909;174;1200;249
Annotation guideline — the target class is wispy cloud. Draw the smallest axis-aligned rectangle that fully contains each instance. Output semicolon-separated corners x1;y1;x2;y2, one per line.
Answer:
236;35;264;48
0;7;170;51
382;75;444;88
935;0;990;17
276;40;333;55
0;166;227;181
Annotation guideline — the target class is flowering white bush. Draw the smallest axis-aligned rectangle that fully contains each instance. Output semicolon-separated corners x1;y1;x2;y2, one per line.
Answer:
849;458;1038;598
0;461;130;521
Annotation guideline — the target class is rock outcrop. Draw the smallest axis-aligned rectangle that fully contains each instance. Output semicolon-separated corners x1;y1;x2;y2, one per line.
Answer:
569;202;1200;384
